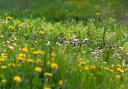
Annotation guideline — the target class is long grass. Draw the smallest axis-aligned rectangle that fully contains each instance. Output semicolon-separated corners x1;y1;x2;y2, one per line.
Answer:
0;16;127;89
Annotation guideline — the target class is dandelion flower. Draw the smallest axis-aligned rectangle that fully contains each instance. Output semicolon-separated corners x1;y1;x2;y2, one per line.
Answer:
79;61;86;70
117;68;123;73
79;61;86;66
44;72;53;77
13;75;22;83
51;63;58;69
34;66;42;73
104;67;113;72
117;64;121;68
33;50;44;55
27;58;34;64
1;65;7;69
0;57;6;62
17;53;26;61
44;86;51;89
1;53;7;59
89;65;96;70
21;48;28;53
6;16;13;20
84;66;89;70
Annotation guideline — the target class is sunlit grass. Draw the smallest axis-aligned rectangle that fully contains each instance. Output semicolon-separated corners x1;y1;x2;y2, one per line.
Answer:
0;16;127;89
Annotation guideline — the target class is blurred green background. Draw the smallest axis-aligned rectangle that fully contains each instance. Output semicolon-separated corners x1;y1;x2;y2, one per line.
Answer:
0;0;127;21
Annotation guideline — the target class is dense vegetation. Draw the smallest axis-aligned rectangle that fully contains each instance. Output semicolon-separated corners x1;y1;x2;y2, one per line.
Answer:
0;17;127;89
0;0;128;89
0;0;127;21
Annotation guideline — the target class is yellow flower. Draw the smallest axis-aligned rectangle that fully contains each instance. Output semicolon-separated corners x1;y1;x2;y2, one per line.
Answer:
33;50;44;55
44;72;53;77
8;25;14;30
1;79;7;84
18;23;24;28
0;57;6;62
36;58;43;63
34;66;42;73
1;53;7;59
6;16;13;20
89;65;96;70
1;65;7;69
13;75;22;83
79;61;86;66
17;53;26;61
44;86;51;89
117;64;121;68
21;48;28;53
27;58;34;64
79;61;86;70
51;63;58;69
104;67;113;72
84;66;89;70
8;63;21;68
117;68;123;73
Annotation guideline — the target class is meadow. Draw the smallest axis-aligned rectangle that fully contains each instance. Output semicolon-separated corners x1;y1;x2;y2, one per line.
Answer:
0;0;128;89
0;16;127;89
